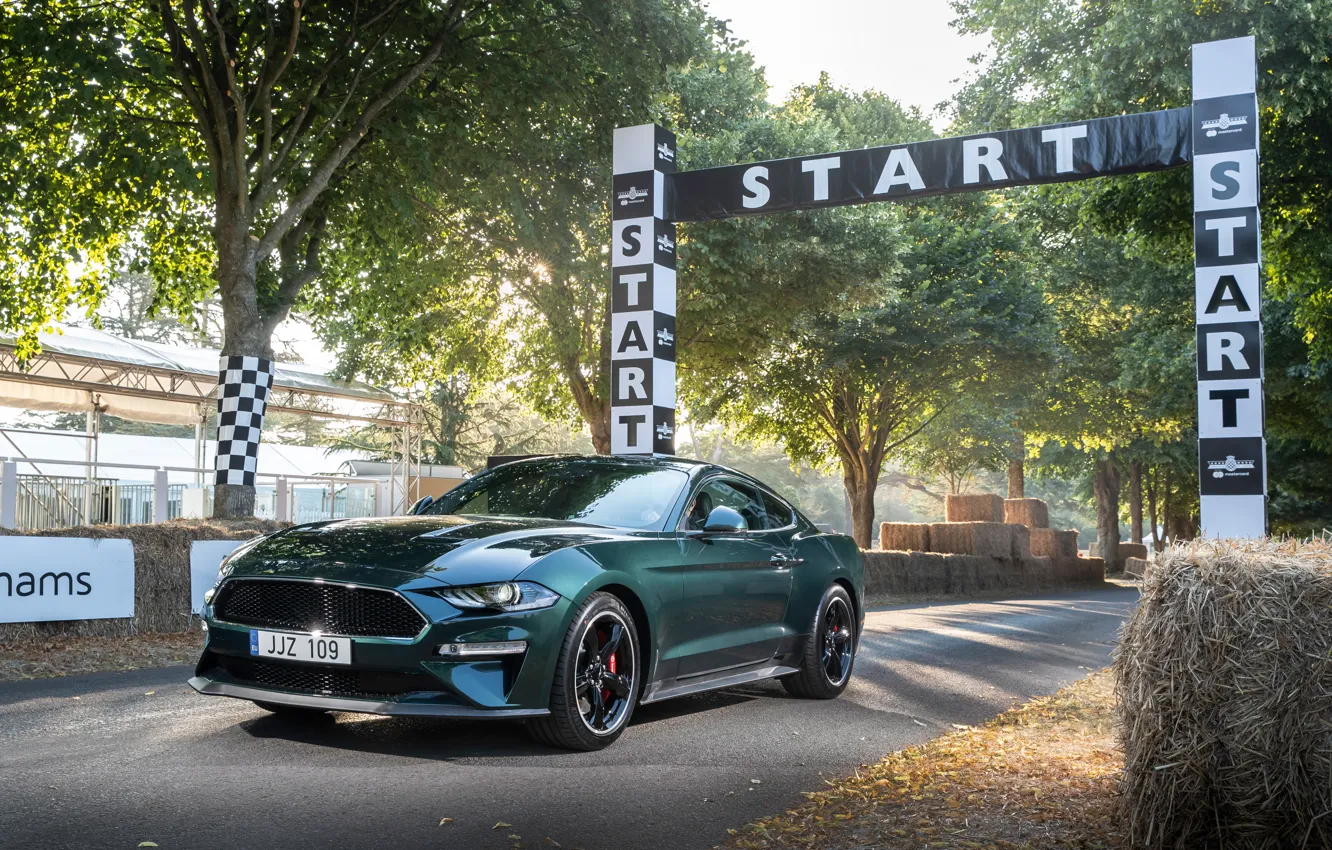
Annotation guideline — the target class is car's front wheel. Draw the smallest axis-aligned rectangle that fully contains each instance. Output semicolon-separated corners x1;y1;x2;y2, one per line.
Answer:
527;592;640;751
782;584;856;699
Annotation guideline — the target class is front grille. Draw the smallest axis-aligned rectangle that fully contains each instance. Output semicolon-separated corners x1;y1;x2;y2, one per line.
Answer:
216;655;438;699
214;579;427;638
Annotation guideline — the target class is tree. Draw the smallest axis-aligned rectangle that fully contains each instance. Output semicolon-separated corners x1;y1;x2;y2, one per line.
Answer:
698;189;1051;547
953;0;1332;542
953;0;1332;365
3;0;711;515
897;402;1019;496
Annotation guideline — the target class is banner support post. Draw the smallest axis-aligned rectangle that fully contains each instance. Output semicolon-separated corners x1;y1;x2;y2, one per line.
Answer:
609;125;677;457
1192;36;1267;538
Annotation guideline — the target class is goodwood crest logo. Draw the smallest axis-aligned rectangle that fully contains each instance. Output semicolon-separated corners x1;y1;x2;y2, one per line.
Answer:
655;328;674;347
655;422;673;440
656;234;674;252
656;142;675;162
1208;454;1255;478
1202;113;1248;137
616;186;648;206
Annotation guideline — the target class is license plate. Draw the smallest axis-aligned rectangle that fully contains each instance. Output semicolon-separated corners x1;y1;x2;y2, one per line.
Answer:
250;630;352;665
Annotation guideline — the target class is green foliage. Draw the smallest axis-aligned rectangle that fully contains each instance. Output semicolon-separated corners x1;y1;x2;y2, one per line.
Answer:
954;0;1332;535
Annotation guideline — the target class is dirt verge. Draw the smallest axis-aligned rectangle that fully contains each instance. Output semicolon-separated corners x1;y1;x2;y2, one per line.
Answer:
720;670;1124;849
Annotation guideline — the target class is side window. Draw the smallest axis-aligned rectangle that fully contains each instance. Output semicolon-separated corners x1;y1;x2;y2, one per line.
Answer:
684;478;766;531
760;491;794;529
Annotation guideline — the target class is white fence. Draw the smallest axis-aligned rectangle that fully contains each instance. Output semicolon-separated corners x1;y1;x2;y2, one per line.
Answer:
0;457;378;531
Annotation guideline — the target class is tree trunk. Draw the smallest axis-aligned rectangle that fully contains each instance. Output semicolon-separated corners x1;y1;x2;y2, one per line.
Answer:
212;208;270;519
1129;460;1143;544
843;464;878;550
1092;454;1121;573
1007;431;1024;498
1162;470;1174;547
568;368;610;454
1146;469;1160;552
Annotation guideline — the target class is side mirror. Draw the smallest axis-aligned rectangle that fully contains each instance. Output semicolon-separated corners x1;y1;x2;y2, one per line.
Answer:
702;506;747;534
409;495;434;515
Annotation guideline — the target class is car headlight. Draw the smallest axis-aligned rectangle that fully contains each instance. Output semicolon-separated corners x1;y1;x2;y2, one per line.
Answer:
433;581;560;612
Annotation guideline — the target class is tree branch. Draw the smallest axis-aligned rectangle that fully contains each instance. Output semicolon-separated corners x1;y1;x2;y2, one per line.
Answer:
256;18;460;259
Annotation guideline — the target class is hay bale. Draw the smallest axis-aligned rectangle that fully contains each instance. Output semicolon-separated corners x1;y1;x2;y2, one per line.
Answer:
1124;556;1150;578
863;550;950;596
1008;524;1031;560
1003;498;1049;528
1090;540;1147;560
944;493;1003;523
0;518;286;643
929;522;1013;558
879;522;930;553
1120;542;1148;560
1114;538;1332;849
1030;528;1079;560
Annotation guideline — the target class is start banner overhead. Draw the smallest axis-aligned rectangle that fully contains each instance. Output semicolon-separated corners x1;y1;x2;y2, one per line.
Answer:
669;108;1192;222
611;37;1265;540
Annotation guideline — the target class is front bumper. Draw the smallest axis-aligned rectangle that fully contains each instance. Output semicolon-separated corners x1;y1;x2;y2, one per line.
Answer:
187;676;548;718
192;587;572;716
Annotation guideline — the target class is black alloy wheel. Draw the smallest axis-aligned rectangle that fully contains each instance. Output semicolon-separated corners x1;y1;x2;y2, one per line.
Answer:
528;592;641;750
782;584;857;699
574;611;636;734
820;596;854;687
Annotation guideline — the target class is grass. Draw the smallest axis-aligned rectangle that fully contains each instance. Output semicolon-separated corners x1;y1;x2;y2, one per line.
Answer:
720;670;1124;850
0;631;204;682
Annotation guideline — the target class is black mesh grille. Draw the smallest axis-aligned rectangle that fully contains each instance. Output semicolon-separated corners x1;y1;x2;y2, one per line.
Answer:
214;579;426;638
216;655;438;699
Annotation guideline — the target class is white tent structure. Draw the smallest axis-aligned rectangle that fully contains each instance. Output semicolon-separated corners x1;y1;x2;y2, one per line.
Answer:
0;325;424;528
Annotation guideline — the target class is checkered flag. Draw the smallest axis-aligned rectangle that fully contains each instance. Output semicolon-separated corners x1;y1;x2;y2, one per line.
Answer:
214;355;275;487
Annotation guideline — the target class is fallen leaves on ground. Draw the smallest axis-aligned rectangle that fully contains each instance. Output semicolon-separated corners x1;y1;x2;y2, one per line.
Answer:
0;632;204;682
719;670;1124;850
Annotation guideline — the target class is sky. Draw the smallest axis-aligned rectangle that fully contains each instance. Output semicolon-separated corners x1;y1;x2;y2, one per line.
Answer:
704;0;988;125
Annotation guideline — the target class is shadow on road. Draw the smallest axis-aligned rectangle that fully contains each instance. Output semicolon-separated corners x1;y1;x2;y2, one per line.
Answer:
235;686;765;758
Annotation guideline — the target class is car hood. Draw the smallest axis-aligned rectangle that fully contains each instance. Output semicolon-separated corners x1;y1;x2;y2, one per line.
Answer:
223;514;621;589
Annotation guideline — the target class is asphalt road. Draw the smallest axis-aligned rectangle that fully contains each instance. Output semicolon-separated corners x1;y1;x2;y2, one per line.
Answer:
0;587;1136;850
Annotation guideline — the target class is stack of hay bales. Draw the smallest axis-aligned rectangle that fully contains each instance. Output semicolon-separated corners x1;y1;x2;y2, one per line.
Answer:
870;494;1104;597
0;518;285;642
944;494;1003;522
1115;538;1332;848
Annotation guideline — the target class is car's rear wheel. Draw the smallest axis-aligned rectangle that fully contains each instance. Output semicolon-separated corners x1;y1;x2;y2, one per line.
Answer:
527;592;640;751
782;584;856;699
252;700;329;719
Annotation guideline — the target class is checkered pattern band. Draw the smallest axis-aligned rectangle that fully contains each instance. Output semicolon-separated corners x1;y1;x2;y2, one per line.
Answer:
214;355;275;487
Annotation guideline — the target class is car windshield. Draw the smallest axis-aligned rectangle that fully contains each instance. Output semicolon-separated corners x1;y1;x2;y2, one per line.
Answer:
424;460;688;530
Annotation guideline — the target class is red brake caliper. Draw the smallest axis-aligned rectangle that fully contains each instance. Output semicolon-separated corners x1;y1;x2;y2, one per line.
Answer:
604;644;616;701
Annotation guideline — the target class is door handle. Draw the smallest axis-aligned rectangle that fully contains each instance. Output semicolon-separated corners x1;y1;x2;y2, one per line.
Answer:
770;553;803;569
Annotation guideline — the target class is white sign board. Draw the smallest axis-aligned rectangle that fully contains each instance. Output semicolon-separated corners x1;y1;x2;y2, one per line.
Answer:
190;540;245;614
0;538;135;623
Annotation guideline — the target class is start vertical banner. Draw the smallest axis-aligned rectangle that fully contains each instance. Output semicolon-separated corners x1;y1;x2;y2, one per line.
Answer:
1192;36;1267;538
610;124;677;456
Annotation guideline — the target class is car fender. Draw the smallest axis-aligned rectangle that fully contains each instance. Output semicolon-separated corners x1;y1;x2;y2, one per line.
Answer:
789;532;865;635
516;542;677;685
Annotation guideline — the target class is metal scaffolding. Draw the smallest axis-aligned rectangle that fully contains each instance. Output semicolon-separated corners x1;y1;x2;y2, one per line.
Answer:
0;325;424;518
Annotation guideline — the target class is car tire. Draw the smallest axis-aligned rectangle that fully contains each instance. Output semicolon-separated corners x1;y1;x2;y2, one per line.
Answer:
782;584;856;699
252;700;329;718
527;591;640;751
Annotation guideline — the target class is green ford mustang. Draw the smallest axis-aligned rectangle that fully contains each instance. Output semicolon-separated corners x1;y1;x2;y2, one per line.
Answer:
191;455;864;750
